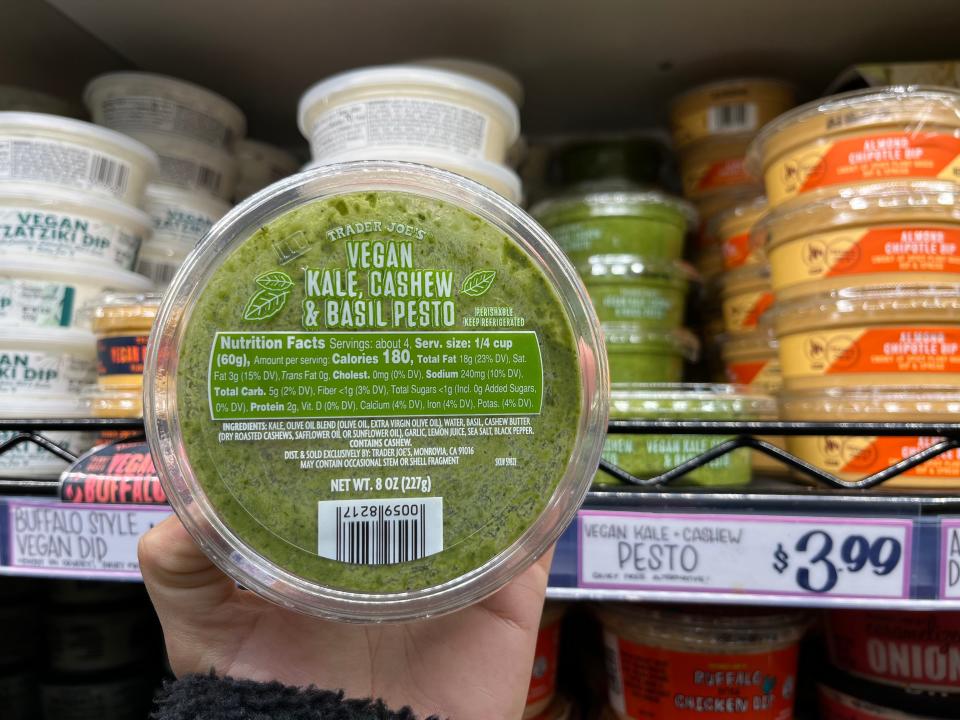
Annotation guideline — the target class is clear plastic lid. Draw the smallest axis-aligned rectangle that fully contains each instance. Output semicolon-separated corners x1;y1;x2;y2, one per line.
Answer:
747;85;960;173
82;387;143;419
780;385;960;422
609;382;776;418
712;195;768;240
773;283;960;335
579;255;698;286
0;326;95;356
755;180;960;250
720;324;779;358
0;393;90;419
0;256;154;291
85;292;163;334
0;182;151;229
720;262;771;296
602;323;700;360
144;160;608;621
530;190;697;228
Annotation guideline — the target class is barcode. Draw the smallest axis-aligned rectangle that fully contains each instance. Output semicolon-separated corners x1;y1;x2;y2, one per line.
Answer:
318;497;443;565
89;155;130;194
707;103;757;133
196;166;223;194
135;257;179;285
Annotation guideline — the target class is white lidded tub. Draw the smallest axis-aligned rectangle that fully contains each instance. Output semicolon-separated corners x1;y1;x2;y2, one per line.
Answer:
412;58;525;107
144;184;230;247
234;139;299;201
0;256;153;328
0;394;98;478
0;112;158;206
134;240;190;287
84;72;246;151
298;65;520;164
306;149;523;204
135;131;237;200
0;326;95;397
0;183;151;271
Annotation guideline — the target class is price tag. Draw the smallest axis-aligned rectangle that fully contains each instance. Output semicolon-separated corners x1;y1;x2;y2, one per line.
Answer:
579;511;912;599
6;499;171;578
940;519;960;599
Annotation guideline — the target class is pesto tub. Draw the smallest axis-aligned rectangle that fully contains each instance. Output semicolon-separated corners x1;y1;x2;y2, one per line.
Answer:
579;255;696;326
145;161;608;621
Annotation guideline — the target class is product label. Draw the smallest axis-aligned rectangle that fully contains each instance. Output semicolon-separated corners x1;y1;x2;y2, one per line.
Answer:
707;102;759;134
770;226;960;294
150;201;218;245
722;230;765;271
779;327;960;381
722;289;774;334
60;441;167;505
686;156;751;197
767;132;960;205
101;95;235;147
826;610;960;692
788;435;959;484
0;430;95;476
309;99;490;159
158;154;227;198
527;617;562;709
604;630;798;719
0;206;141;270
724;359;782;393
135;254;181;286
97;334;148;379
0;138;135;202
601;434;745;485
940;520;960;599
0;277;74;327
0;350;94;395
817;685;900;720
586;284;682;324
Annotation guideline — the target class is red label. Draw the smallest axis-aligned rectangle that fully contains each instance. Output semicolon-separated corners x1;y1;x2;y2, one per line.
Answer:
726;360;767;385
697;157;751;192
824;227;960;277
800;132;960;193
744;292;775;329
840;436;960;478
97;334;148;377
826;610;960;691
818;686;891;720
822;327;960;375
527;618;561;708
723;232;753;270
607;633;798;719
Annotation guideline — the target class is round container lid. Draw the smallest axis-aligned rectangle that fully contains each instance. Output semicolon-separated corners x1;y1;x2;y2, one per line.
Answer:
0;325;95;355
780;384;960;419
580;255;698;285
719;325;778;357
0;256;154;291
712;195;768;239
609;382;776;417
747;85;960;174
602;324;701;360
531;190;697;227
144;160;608;621
0;111;159;168
298;65;520;143
84;72;246;137
720;262;771;295
671;76;795;109
0;181;152;228
412;57;524;107
144;183;232;219
756;179;960;250
0;393;91;419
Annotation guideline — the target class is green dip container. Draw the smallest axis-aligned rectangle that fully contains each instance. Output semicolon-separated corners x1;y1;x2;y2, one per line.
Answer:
603;323;699;384
597;383;775;487
580;254;696;326
546;136;669;188
531;191;696;266
144;161;609;621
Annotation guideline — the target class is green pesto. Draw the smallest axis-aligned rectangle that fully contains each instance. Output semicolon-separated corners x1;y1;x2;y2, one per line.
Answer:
177;191;582;594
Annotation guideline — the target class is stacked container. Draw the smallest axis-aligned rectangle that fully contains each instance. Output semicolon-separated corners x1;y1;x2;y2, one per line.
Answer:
233;138;299;202
298;63;524;205
747;85;960;488
84;73;238;285
0;112;158;477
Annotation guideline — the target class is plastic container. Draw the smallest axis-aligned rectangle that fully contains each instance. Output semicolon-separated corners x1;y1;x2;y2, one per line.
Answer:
721;326;781;393
134;240;190;287
715;196;767;270
0;256;152;328
597;384;774;487
603;325;699;384
47;606;150;672
773;285;960;389
0;184;151;271
84;71;246;150
747;86;960;208
678;134;754;199
234;138;299;201
413;58;525;107
299;65;520;164
721;263;774;335
308;149;523;205
531;191;696;266
525;602;566;719
0;326;95;397
818;682;953;720
757;180;960;301
89;292;161;390
135;130;237;200
545;135;670;190
781;386;960;487
598;604;806;719
0;112;158;205
144;184;230;249
670;78;796;149
579;255;695;326
144;161;608;621
84;388;144;419
0;395;96;478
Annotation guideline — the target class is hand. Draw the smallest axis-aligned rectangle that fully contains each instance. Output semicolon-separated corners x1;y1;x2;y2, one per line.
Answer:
139;515;553;720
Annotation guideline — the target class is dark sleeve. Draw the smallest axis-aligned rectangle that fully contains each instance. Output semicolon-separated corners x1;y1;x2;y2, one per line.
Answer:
152;673;439;720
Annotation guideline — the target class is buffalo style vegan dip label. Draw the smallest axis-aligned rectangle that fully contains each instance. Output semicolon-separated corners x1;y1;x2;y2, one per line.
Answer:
177;191;582;594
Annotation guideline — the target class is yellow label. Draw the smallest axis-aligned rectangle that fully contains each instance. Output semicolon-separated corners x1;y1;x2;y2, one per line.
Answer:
721;289;774;334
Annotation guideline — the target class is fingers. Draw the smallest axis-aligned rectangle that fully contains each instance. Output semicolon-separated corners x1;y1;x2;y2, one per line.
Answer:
480;545;556;633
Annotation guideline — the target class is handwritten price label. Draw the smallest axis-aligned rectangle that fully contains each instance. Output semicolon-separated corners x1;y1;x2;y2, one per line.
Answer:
579;511;912;600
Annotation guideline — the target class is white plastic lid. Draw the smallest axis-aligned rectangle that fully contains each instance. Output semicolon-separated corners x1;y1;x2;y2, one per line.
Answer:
0;111;159;169
0;181;151;228
298;65;521;142
144;183;232;219
0;393;90;419
412;58;525;107
0;256;154;291
0;325;95;355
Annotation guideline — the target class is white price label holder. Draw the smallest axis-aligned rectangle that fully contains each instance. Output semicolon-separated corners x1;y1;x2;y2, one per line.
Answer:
579;510;913;600
940;518;960;599
5;498;171;579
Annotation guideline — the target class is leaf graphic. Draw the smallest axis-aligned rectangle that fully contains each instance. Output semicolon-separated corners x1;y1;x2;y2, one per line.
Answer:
461;269;497;297
255;271;294;292
243;288;289;321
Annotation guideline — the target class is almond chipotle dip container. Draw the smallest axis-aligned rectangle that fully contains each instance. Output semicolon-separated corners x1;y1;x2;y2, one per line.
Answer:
720;263;774;335
757;180;960;301
715;196;768;270
747;86;960;208
679;134;754;200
